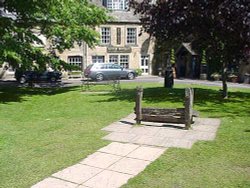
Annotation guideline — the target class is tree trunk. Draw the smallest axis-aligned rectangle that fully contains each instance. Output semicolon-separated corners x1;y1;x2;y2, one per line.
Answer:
222;61;228;99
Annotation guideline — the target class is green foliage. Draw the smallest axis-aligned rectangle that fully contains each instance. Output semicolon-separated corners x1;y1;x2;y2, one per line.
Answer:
201;51;206;64
170;48;175;64
132;0;249;97
135;68;143;76
0;0;109;70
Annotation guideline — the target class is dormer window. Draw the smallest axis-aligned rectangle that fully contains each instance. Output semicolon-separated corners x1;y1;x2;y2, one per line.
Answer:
103;0;128;11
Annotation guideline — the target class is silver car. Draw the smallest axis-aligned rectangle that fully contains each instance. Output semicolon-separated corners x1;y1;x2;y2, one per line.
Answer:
84;63;136;81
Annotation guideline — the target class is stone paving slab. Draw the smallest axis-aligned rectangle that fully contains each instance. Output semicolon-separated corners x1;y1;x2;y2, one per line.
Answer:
160;138;195;149
194;118;221;126
83;170;133;188
98;142;139;156
154;128;188;138
103;132;137;143
33;142;166;188
183;131;216;141
79;152;122;169
108;157;151;175
192;124;220;133
128;126;161;136
32;177;77;188
101;122;133;133
102;114;221;149
131;135;166;146
52;164;102;184
127;146;166;161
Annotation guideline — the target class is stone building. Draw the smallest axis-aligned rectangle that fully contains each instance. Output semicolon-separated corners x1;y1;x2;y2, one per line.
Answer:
57;0;154;75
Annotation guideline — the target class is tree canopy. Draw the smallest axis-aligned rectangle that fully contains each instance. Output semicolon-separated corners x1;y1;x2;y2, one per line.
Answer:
131;0;250;98
0;0;109;70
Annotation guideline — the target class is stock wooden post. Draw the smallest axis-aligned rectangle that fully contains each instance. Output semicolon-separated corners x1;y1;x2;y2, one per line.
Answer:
135;86;143;124
184;88;194;129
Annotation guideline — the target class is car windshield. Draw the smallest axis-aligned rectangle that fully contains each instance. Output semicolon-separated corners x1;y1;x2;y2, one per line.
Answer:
86;64;93;70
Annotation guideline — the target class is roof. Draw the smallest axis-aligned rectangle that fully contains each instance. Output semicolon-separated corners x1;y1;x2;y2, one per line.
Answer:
108;10;141;23
176;42;198;56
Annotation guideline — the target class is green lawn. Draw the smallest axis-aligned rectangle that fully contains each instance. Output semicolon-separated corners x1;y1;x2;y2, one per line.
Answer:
0;83;249;188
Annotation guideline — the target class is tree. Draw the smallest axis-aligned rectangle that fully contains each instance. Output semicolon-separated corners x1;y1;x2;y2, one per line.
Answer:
0;0;109;71
131;0;250;98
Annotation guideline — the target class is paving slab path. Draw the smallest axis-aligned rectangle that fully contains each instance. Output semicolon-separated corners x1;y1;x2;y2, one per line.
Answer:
32;114;220;188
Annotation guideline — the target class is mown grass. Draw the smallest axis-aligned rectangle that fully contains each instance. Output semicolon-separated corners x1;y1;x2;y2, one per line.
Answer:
0;82;249;188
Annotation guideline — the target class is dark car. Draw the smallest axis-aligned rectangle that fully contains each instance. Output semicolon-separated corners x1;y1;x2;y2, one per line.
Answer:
15;70;62;84
84;63;137;81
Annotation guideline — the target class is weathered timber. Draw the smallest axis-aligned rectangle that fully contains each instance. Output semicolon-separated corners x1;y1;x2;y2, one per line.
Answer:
184;88;194;129
141;108;185;115
135;86;143;124
142;114;185;123
134;87;196;130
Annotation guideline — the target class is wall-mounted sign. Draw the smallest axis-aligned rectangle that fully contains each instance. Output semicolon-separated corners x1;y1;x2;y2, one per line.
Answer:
107;46;132;53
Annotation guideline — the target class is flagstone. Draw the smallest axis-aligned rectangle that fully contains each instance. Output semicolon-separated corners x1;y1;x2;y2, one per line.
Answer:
98;142;139;156
83;170;133;188
52;164;102;184
32;177;77;188
131;135;166;147
101;122;133;133
79;152;122;169
108;157;150;175
127;146;166;161
103;132;137;143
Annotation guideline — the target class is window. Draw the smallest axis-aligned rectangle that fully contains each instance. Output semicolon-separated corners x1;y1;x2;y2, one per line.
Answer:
109;55;119;64
117;28;121;45
126;28;136;45
92;56;105;64
120;55;129;69
111;64;121;69
105;0;128;10
101;27;110;44
68;56;83;69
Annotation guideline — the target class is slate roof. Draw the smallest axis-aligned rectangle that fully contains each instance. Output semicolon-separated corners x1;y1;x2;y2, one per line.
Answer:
176;43;198;56
108;10;141;23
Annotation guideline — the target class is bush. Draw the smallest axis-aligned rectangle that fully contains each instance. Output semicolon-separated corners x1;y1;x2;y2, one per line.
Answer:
135;69;143;76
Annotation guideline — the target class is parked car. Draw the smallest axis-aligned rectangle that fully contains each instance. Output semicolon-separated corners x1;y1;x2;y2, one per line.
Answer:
15;70;62;84
84;63;137;81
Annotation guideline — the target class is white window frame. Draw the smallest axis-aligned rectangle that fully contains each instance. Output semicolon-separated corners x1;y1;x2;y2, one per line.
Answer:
68;56;83;69
106;0;128;10
126;28;137;45
100;27;111;45
92;56;105;64
109;55;119;64
120;55;129;69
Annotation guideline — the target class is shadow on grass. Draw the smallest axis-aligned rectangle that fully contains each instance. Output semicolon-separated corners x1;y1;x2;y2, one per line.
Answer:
0;85;79;104
97;87;250;118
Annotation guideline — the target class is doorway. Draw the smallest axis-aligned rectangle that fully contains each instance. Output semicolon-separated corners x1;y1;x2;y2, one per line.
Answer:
140;55;149;75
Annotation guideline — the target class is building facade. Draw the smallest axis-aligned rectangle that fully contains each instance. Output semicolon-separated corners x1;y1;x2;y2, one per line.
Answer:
57;0;154;75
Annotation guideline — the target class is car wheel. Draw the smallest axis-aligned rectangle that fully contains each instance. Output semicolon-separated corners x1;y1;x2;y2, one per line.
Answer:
50;77;56;82
19;76;26;84
95;73;104;81
127;72;135;80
